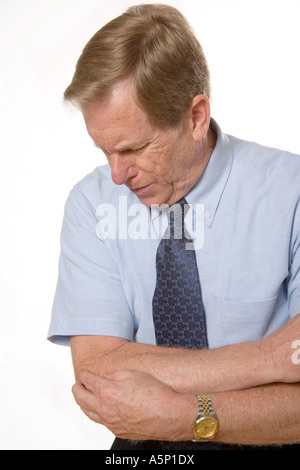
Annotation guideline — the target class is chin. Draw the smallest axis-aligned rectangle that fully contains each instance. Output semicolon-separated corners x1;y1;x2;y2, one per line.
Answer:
137;196;156;207
139;196;172;208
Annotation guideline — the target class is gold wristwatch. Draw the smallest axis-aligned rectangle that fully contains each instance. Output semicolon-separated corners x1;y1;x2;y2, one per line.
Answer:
192;394;219;442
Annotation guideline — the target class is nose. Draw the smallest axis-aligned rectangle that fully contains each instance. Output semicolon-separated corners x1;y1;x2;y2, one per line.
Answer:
109;153;135;186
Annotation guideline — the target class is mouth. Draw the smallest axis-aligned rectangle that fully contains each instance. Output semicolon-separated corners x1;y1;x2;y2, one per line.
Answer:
130;184;152;196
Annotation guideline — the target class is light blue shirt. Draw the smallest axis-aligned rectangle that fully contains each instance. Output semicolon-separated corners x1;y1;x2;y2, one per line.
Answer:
48;119;300;348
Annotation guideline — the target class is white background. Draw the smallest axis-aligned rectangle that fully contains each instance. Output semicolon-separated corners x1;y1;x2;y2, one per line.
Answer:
0;0;299;450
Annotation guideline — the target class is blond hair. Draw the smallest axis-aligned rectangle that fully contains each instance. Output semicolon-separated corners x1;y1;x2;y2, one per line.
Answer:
64;4;211;127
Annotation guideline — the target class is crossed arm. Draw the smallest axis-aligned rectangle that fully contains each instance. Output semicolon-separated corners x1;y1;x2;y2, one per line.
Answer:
71;315;300;445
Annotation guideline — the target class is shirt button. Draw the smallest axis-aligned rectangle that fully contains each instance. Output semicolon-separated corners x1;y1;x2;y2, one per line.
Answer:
205;210;211;219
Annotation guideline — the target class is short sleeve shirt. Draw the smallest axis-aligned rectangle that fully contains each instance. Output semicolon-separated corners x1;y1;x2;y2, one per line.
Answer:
47;119;300;348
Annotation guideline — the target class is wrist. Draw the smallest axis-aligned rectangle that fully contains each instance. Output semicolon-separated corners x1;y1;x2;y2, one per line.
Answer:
171;393;197;441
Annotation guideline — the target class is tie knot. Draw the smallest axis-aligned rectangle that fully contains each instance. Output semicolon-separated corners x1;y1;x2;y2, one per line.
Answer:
176;197;187;206
168;198;189;240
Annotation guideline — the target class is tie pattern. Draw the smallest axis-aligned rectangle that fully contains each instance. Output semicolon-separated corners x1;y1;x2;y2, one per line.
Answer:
152;198;207;350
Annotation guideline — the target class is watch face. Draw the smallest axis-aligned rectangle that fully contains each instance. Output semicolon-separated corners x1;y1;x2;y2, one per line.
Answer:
194;417;218;440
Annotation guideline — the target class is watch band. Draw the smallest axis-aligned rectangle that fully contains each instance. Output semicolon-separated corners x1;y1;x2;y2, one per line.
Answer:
192;394;219;442
197;394;214;417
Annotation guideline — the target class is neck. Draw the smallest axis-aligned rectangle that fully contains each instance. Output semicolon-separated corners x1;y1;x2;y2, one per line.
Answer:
183;127;217;196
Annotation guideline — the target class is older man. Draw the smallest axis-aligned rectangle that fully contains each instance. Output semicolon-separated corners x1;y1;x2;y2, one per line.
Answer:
48;4;300;450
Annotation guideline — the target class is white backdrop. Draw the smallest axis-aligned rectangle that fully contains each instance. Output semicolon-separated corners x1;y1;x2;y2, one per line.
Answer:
0;0;299;450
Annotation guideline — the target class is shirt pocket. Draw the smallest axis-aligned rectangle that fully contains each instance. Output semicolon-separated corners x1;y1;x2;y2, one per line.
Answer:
220;295;278;344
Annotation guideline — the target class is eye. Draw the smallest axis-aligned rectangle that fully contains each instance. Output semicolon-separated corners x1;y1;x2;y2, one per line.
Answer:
122;149;134;155
136;143;149;153
121;143;149;156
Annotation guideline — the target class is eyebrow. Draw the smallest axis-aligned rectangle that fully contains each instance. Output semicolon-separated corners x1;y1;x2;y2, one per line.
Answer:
94;140;148;154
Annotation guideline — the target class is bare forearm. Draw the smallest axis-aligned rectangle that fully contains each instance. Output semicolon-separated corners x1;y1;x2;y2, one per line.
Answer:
110;340;272;393
210;382;300;446
71;335;272;394
71;315;300;393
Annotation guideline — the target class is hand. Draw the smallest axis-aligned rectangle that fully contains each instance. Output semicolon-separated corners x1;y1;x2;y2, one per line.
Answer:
263;314;300;383
72;369;196;441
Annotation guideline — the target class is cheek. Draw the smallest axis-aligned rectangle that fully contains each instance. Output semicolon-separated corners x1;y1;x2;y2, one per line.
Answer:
136;147;174;180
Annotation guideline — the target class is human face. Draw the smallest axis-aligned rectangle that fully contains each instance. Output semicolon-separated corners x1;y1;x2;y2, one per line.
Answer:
83;80;206;207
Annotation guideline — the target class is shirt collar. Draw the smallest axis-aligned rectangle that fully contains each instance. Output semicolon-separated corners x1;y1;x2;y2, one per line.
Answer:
185;118;233;227
151;118;233;227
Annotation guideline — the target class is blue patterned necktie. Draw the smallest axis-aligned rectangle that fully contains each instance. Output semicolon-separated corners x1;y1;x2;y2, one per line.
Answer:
152;198;223;450
152;198;207;350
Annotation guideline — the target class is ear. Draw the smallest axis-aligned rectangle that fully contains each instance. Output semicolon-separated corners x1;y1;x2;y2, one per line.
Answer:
189;94;211;142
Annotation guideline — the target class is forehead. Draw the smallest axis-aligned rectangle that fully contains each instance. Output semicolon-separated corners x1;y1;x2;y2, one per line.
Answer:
83;80;153;151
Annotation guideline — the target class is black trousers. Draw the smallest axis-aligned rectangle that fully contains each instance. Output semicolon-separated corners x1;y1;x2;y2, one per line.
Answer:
111;438;158;451
111;438;300;451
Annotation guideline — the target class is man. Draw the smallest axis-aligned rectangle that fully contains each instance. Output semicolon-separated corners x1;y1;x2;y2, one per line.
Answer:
48;4;300;450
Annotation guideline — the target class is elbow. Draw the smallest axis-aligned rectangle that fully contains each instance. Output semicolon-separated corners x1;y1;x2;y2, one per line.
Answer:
70;335;130;381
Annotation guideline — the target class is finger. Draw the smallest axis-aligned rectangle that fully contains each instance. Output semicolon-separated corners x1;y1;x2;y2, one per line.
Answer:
80;406;104;425
72;380;99;413
78;370;107;394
